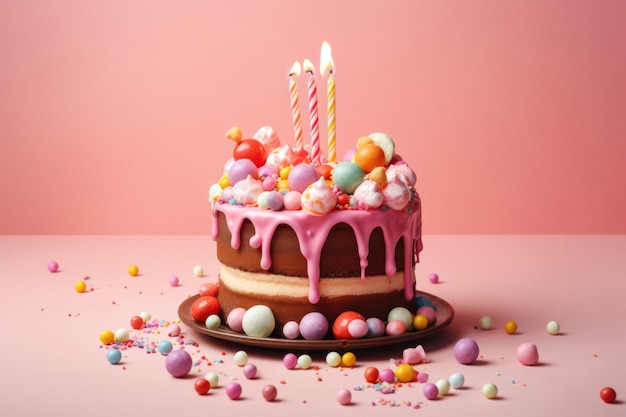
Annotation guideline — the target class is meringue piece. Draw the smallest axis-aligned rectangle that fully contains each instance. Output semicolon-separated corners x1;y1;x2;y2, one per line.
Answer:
353;180;384;210
265;144;297;170
387;162;417;187
253;126;281;153
383;175;411;210
232;175;264;206
301;177;337;215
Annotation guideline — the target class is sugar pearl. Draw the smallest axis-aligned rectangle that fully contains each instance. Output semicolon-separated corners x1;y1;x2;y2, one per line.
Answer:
482;382;498;399
193;265;204;277
205;372;219;387
168;276;179;286
325;351;341;367
449;372;465;389
226;382;242;400
297;354;313;369
546;320;560;335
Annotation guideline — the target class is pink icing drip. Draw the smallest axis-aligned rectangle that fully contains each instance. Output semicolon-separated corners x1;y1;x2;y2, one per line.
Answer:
212;196;422;304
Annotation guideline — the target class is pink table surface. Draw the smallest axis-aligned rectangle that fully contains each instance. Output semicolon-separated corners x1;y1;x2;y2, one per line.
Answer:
1;235;625;416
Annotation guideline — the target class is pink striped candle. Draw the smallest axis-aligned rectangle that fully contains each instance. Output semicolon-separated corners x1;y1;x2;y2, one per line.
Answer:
303;59;320;165
289;61;304;152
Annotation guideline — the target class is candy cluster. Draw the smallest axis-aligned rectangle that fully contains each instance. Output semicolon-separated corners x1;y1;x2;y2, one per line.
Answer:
209;126;417;214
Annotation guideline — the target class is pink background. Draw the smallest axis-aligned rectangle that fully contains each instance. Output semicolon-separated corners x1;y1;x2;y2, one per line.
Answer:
1;0;625;235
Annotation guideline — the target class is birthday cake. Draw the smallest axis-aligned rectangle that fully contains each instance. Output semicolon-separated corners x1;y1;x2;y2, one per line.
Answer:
206;125;422;340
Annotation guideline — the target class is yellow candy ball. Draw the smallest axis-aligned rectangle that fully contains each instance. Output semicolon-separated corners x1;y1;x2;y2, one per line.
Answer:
218;174;230;188
128;265;139;277
279;166;291;179
412;314;429;331
75;281;87;293
100;330;115;345
341;352;357;368
395;363;416;383
504;320;518;335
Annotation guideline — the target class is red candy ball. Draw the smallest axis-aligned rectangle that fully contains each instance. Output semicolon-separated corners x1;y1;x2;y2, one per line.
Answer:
233;139;267;167
600;387;617;403
130;315;144;330
194;378;211;395
364;366;380;383
332;311;365;339
190;295;220;322
198;282;219;297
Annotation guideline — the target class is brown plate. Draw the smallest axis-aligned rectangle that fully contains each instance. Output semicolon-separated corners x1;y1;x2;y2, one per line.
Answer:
178;291;454;351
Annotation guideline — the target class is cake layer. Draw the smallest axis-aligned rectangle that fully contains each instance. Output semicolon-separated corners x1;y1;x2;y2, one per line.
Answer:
218;264;416;335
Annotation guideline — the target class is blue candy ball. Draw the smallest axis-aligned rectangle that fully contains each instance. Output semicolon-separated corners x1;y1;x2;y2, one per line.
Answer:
107;348;123;364
158;340;173;355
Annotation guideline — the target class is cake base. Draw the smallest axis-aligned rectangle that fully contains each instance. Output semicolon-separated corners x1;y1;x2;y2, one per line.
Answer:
178;291;454;350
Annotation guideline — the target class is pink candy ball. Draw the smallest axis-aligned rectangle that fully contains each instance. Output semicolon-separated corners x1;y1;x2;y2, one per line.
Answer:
283;191;302;210
288;164;320;193
283;353;298;369
347;319;369;339
516;342;539;366
226;308;246;333
416;306;437;324
243;363;257;379
225;382;242;400
379;368;396;383
385;319;407;336
336;388;352;405
428;273;439;283
423;383;439;400
168;276;179;286
48;261;59;273
454;338;480;365
165;349;193;378
282;321;300;339
262;384;278;402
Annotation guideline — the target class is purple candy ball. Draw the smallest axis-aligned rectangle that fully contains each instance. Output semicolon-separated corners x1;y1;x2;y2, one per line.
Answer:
287;164;320;193
299;312;329;340
228;158;258;185
366;317;386;337
282;321;300;339
266;190;284;210
423;383;439;400
379;368;396;383
454;338;480;365
243;363;257;379
165;348;193;377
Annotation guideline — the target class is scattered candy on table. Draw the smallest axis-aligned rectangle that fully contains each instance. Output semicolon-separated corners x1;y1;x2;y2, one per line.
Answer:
283;353;297;370
600;387;617;403
74;280;87;293
262;384;278;402
395;363;416;383
325;351;341;367
341;352;357;368
428;272;439;283
436;378;451;396
233;350;248;366
478;316;493;330
449;372;465;389
192;265;204;277
205;372;219;388
168;276;179;286
336;388;351;405
504;320;518;334
194;378;211;395
128;265;139;277
165;349;193;378
423;383;439;400
226;382;242;400
297;354;313;370
99;329;115;345
107;348;122;364
454;338;480;365
243;363;257;379
546;320;560;335
48;261;59;272
482;382;498;399
516;342;540;366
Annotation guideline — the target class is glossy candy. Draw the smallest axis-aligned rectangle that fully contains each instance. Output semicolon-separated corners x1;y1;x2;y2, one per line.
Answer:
114;328;129;343
282;321;300;339
332;161;364;194
205;314;221;330
168;276;179;286
436;378;451;396
428;273;439;283
130;315;144;330
243;363;257;379
205;372;219;388
413;314;429;331
297;354;313;369
504;320;518;334
332;311;364;339
395;364;416;383
283;353;297;369
366;317;385;337
364;366;379;383
233;139;267;168
454;338;480;365
198;282;219;297
74;281;87;293
157;340;173;355
226;307;246;332
300;311;329;340
128;265;139;276
385;319;407;336
228;158;258;185
325;351;341;367
341;352;357;368
287;163;320;193
48;261;59;273
165;349;193;378
449;372;465;389
190;296;220;322
233;350;248;366
194;378;211;395
99;330;115;345
388;306;413;330
416;306;436;324
347;318;368;339
192;265;204;277
225;382;242;400
379;368;396;383
546;320;560;335
600;387;617;403
262;384;278;402
107;348;122;364
423;383;439;400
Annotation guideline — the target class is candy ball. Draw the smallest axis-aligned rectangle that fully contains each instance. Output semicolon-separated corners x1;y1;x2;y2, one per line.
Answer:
482;382;498;399
205;372;219;388
48;261;59;272
423;383;439;400
194;378;211;395
139;311;151;322
283;191;302;210
127;265;139;276
242;305;275;338
228;158;258;185
233;350;248;366
504;320;518;334
157;340;173;355
347;318;369;339
479;316;493;330
225;382;242;400
114;328;130;343
265;190;284;211
332;311;365;339
233;139;267;168
600;387;617;403
107;348;122;364
516;342;539;366
326;351;342;367
99;330;115;345
388;306;413;330
198;282;219;297
283;353;298;369
341;352;357;368
336;388;352;405
414;295;436;310
168;276;179;286
282;321;300;339
243;363;257;379
449;372;465;389
379;368;396;383
436;378;451;396
417;372;429;383
366;317;386;337
454;338;480;365
546;320;560;335
416;306;437;324
165;349;193;378
74;281;87;293
332;161;365;194
297;354;313;369
226;307;246;333
288;163;320;193
385;319;407;336
192;265;204;277
191;296;220;322
413;314;429;331
364;366;380;383
130;315;144;330
428;273;439;283
395;364;416;383
262;384;278;402
205;314;221;330
300;311;329;340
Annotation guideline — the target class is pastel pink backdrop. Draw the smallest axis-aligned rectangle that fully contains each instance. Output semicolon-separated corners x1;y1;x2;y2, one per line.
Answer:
1;0;625;234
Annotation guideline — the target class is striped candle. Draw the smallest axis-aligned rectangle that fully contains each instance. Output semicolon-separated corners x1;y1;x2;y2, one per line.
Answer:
320;41;336;162
289;61;304;152
303;59;320;165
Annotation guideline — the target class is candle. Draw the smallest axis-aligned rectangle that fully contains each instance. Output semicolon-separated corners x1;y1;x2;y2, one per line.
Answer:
320;41;336;163
303;58;320;165
289;61;304;152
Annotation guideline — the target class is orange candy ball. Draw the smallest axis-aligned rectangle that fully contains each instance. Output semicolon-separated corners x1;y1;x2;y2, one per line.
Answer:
353;140;386;173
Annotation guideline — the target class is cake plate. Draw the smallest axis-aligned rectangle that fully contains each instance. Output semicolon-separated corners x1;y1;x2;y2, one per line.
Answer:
178;291;454;351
